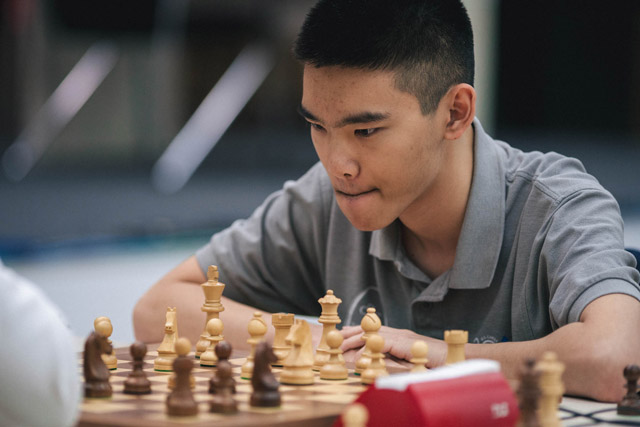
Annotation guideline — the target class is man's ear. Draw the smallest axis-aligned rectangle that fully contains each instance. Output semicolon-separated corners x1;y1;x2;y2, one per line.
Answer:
442;83;476;140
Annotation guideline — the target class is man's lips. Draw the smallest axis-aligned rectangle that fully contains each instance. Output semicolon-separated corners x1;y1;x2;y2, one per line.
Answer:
335;188;377;198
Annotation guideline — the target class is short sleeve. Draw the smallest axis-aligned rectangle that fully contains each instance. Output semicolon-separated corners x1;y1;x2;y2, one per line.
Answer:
541;188;640;328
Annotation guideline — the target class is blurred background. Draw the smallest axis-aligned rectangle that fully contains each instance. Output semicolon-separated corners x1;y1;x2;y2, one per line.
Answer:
1;0;639;344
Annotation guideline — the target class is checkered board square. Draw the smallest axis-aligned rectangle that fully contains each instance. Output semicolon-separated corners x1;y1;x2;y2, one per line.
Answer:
78;347;367;427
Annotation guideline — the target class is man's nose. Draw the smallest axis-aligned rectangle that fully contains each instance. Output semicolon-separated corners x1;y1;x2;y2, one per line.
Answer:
326;138;359;179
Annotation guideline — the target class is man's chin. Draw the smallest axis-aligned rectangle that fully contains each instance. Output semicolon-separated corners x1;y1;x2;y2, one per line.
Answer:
343;213;393;232
335;197;396;231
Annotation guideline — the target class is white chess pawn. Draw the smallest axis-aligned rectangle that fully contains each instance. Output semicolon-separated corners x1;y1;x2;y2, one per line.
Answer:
444;330;467;365
355;308;381;375
200;318;224;367
168;338;195;390
320;330;348;380
95;319;117;370
241;312;267;380
536;351;565;427
361;334;388;385
410;340;428;372
342;403;369;427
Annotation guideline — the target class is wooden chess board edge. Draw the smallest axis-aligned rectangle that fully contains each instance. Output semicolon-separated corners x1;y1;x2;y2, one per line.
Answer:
76;410;341;427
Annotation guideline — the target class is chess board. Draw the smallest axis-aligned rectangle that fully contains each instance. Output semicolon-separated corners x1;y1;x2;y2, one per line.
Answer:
78;347;640;427
559;397;640;426
78;346;368;427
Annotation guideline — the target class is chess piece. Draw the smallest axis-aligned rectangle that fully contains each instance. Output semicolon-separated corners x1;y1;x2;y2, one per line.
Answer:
200;318;224;367
93;316;110;328
320;329;348;380
617;364;640;415
195;266;225;358
361;334;388;385
209;361;237;414
410;340;428;372
355;307;381;375
536;352;564;427
166;338;198;416
241;312;268;380
155;307;179;371
444;330;468;364
516;358;541;427
168;371;195;390
210;341;236;394
83;331;113;398
271;313;294;366
342;403;369;427
250;341;281;407
168;342;196;390
313;290;342;371
123;341;152;395
280;319;315;385
94;317;117;370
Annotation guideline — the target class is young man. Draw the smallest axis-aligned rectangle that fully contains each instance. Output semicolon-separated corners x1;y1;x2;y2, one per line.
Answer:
134;0;640;402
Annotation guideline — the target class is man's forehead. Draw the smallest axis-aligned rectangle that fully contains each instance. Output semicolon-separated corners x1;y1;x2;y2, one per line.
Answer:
301;66;398;108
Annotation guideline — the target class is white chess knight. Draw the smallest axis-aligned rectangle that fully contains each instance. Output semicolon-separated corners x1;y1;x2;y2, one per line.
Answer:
154;307;179;371
280;319;315;385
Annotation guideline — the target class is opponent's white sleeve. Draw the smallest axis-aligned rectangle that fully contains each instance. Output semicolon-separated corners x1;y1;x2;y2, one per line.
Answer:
0;260;81;427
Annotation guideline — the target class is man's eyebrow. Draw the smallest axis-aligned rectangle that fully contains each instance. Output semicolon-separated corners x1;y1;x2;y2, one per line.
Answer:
336;111;390;127
297;104;319;122
297;104;390;127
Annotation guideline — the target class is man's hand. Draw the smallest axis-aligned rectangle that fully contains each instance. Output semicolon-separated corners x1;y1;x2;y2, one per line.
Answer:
339;325;448;368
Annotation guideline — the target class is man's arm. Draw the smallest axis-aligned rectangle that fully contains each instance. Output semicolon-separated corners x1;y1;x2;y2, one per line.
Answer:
466;293;640;402
133;255;278;351
341;293;640;402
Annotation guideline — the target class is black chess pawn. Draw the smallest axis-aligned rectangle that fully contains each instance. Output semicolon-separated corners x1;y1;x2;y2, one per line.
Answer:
210;362;238;414
517;358;541;427
123;341;152;394
250;341;281;407
210;341;236;394
618;364;640;415
166;338;198;416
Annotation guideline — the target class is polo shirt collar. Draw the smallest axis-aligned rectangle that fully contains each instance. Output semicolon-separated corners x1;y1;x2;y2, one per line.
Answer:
369;118;505;294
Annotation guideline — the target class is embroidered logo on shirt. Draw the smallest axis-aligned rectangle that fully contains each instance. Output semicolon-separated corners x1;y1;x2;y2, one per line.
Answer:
472;335;510;344
345;287;386;326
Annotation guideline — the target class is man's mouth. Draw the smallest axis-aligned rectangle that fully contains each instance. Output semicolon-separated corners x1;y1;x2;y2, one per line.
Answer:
336;188;377;198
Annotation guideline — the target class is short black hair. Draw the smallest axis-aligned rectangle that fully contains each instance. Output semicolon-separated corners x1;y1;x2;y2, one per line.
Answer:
294;0;474;114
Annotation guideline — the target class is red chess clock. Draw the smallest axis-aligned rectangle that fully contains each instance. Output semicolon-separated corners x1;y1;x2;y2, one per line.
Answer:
335;360;519;427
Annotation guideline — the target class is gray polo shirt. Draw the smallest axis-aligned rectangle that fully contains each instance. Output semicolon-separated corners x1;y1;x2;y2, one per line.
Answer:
196;119;640;344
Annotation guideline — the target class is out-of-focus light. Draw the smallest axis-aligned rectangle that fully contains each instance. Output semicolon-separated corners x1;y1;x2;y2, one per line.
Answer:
151;42;275;194
2;41;118;182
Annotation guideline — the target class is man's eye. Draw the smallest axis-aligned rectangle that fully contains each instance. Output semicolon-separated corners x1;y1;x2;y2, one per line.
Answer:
354;128;378;137
308;122;325;132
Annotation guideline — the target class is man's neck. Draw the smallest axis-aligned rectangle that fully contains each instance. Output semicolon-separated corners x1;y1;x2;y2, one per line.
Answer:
400;125;475;278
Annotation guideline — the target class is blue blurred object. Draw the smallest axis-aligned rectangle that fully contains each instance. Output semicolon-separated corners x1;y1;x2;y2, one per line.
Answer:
627;248;640;272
